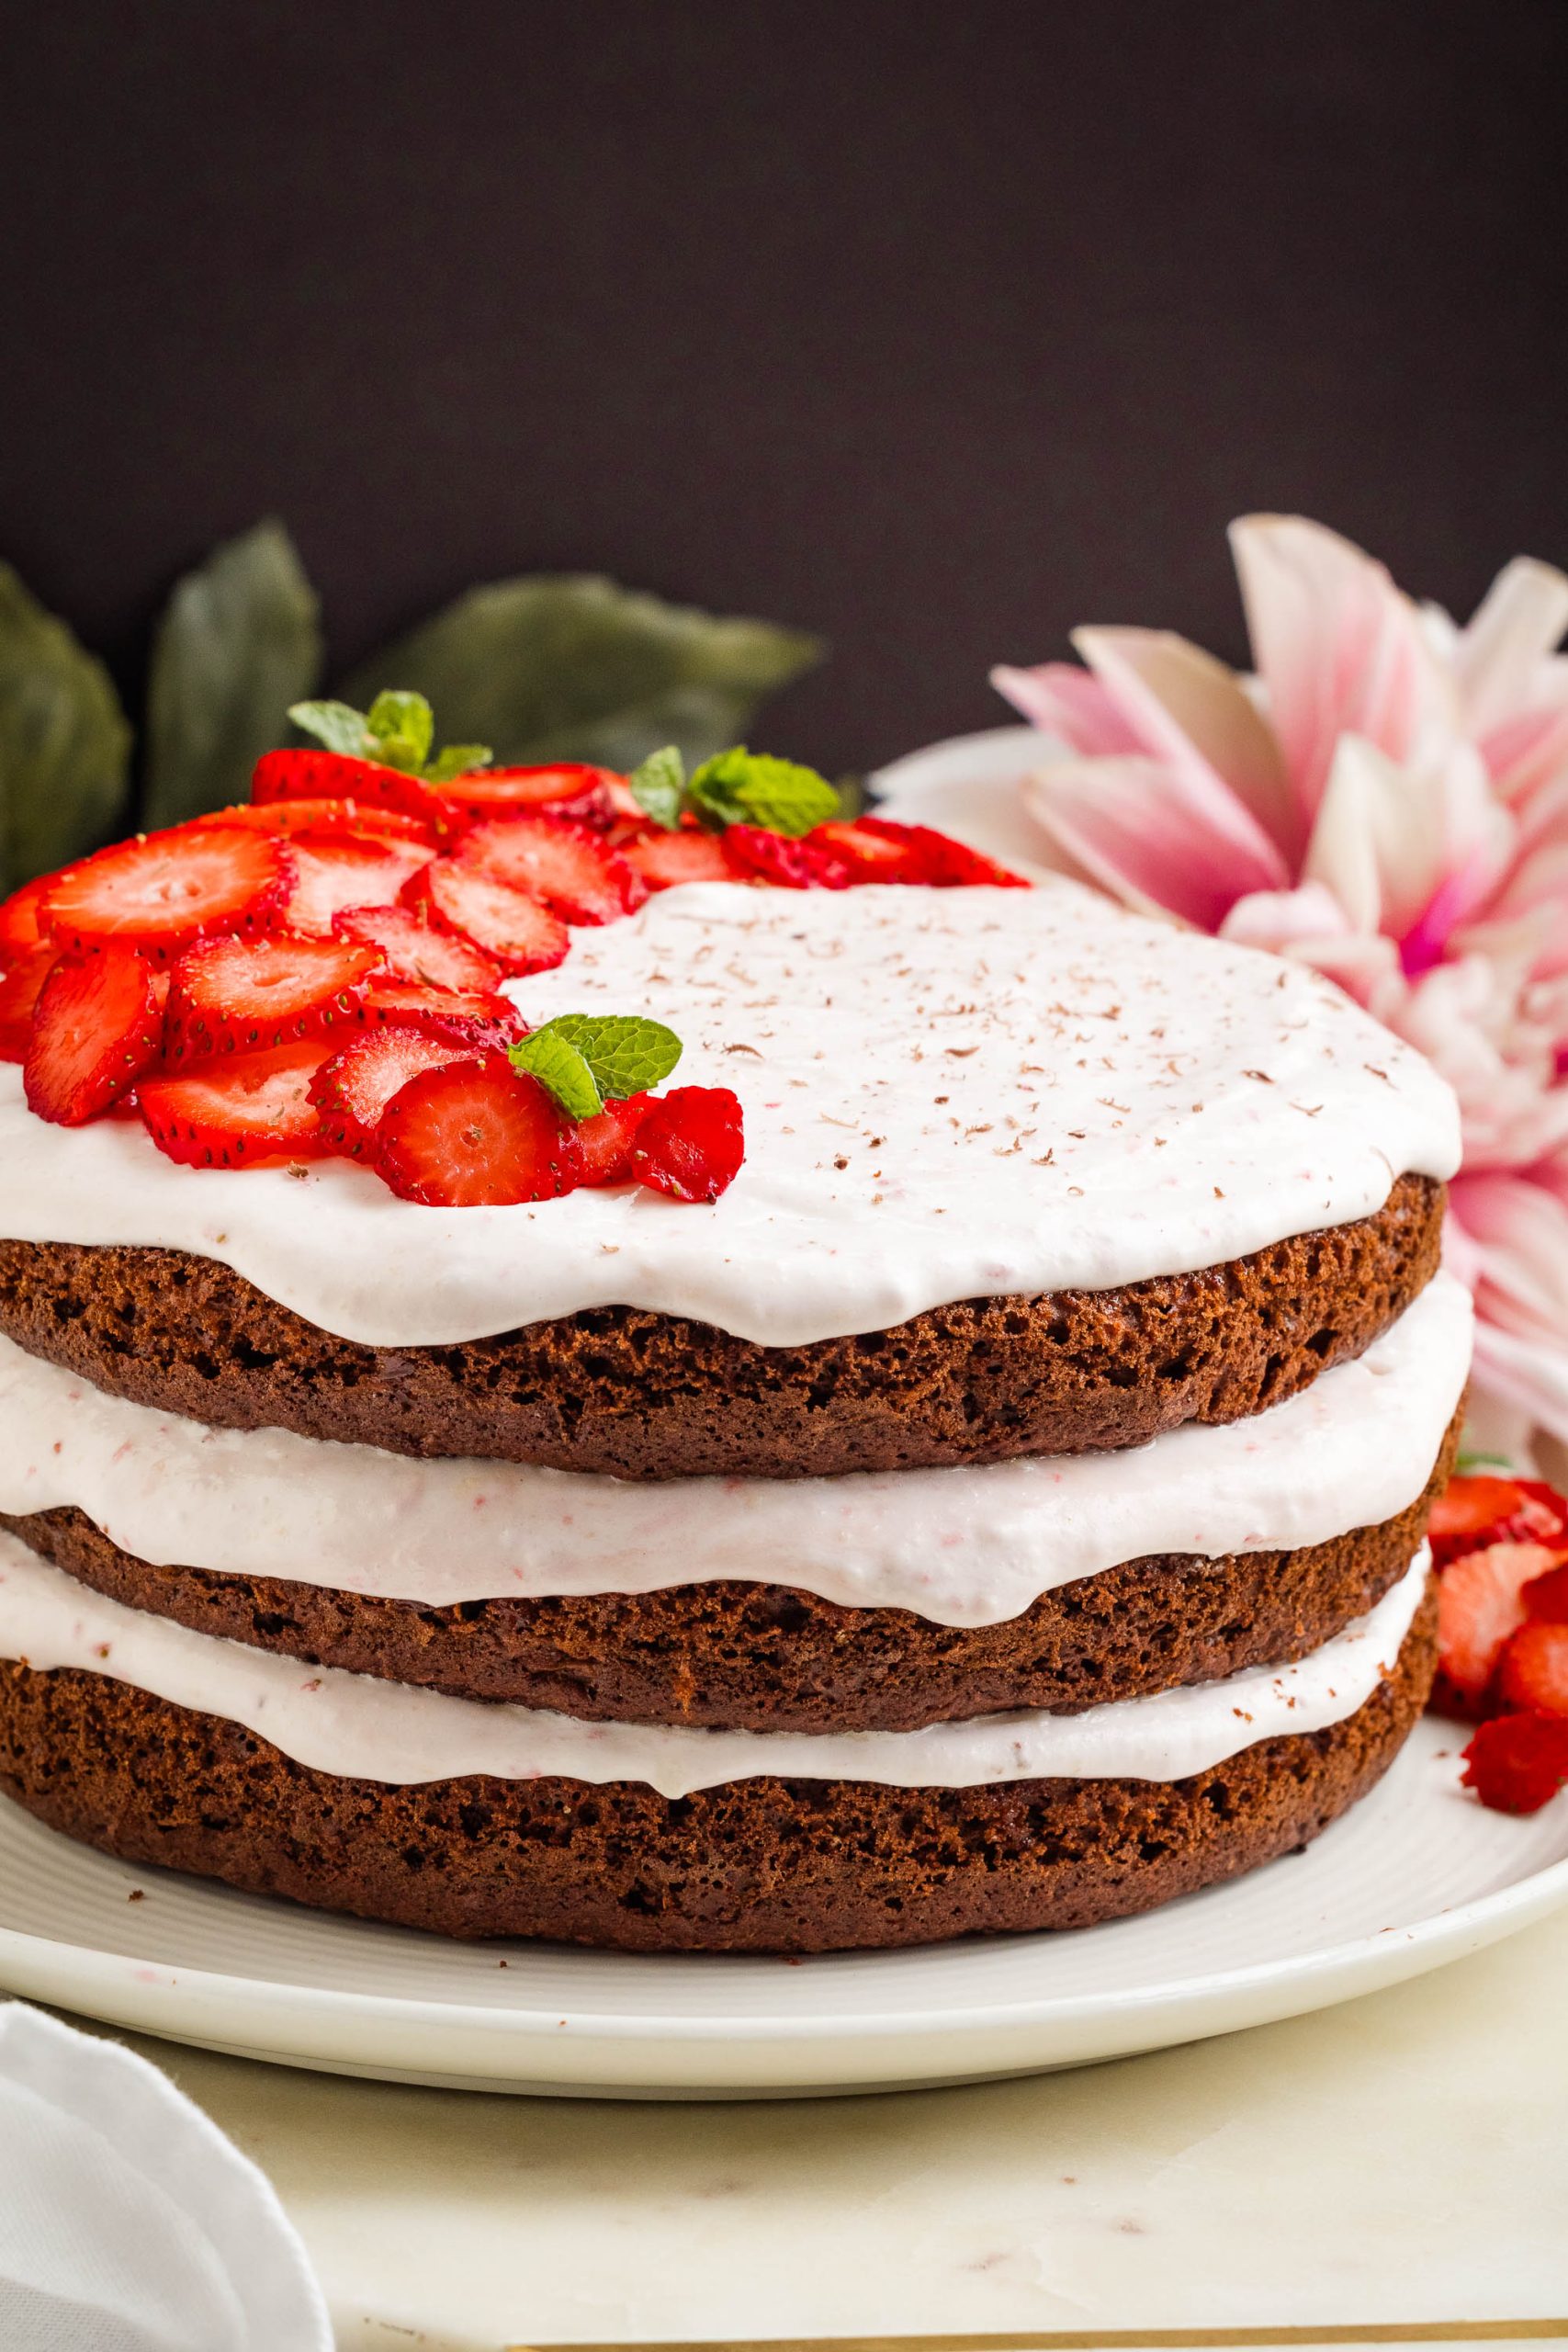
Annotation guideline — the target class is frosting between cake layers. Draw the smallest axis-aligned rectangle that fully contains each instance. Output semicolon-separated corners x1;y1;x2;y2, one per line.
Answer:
0;1274;1469;1622
0;881;1461;1350
0;1533;1428;1795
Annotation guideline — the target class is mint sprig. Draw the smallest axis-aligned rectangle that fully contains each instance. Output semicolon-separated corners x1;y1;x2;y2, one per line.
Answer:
510;1013;683;1121
627;743;687;830
289;690;492;783
626;742;840;838
688;747;840;837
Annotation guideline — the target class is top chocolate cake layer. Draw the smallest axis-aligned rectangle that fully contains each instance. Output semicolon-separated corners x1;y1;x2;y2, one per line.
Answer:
0;1173;1441;1476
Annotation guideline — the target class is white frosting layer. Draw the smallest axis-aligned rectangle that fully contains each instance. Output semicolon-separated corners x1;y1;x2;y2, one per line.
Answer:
0;881;1460;1348
0;1275;1472;1624
0;1534;1427;1796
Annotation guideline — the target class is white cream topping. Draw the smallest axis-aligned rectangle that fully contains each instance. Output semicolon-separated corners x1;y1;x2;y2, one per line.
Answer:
0;1534;1428;1796
0;1276;1471;1624
0;881;1460;1349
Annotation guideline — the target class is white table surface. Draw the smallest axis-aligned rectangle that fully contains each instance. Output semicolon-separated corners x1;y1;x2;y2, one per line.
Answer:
61;1903;1568;2352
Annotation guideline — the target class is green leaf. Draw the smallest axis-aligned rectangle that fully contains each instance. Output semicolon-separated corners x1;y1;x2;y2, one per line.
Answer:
424;742;492;784
340;574;822;775
686;746;840;837
509;1027;605;1121
143;519;321;828
0;565;132;894
289;697;370;757
627;744;686;830
365;689;434;773
547;1012;682;1100
510;1012;685;1120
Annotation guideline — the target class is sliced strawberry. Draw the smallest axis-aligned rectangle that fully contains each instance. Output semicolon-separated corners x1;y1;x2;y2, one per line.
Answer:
437;764;616;827
574;1092;650;1185
139;1040;331;1169
810;820;928;882
602;774;649;825
282;839;434;937
722;825;852;890
622;829;736;891
630;1084;744;1203
0;948;59;1062
0;874;51;957
1429;1473;1568;1567
310;1026;467;1156
210;797;437;847
252;748;450;831
164;933;383;1060
1524;1563;1568;1623
334;903;502;991
1433;1541;1567;1717
1499;1621;1568;1715
1461;1713;1568;1814
23;950;164;1124
362;982;523;1044
410;860;570;975
859;818;1030;888
42;827;291;960
457;817;646;925
374;1055;580;1206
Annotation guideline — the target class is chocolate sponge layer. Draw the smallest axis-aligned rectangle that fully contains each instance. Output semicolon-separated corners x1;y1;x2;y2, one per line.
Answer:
0;1175;1443;1476
1;1408;1454;1730
0;1589;1436;1952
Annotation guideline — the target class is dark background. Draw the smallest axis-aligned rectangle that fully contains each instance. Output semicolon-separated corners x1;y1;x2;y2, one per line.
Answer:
3;0;1565;775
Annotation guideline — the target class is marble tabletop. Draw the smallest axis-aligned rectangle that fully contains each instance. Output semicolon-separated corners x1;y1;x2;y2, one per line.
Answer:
72;1903;1568;2352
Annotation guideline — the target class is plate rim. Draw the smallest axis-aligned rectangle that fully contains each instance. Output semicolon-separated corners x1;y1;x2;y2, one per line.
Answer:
5;1800;1566;2051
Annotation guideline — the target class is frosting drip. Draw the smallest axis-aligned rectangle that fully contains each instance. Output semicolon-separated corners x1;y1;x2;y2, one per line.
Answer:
0;880;1460;1349
0;1535;1428;1797
0;1275;1471;1623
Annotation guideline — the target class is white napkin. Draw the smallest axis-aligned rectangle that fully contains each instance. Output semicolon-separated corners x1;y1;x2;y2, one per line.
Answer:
0;2003;332;2351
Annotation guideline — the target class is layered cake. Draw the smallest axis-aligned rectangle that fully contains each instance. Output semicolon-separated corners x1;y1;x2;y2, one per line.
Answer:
0;752;1469;1951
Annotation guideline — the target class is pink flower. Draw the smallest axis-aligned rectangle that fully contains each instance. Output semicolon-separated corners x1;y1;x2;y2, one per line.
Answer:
993;515;1568;1453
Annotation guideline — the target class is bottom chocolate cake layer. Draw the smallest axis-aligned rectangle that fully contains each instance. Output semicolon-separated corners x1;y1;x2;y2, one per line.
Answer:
0;1588;1436;1951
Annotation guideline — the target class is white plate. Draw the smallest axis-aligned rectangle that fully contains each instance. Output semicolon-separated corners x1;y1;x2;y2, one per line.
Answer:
3;1721;1566;2098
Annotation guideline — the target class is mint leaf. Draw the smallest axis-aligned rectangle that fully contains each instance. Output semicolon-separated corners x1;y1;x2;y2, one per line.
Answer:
291;694;491;783
687;746;840;837
290;698;370;757
509;1013;684;1119
547;1013;682;1099
424;742;492;784
144;520;322;829
0;566;132;892
365;689;434;773
628;744;685;829
509;1027;604;1120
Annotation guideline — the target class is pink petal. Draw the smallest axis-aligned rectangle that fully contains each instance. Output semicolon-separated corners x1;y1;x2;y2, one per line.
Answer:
1070;627;1296;863
1220;887;1397;1005
1453;1170;1568;1294
989;663;1143;754
1480;689;1568;808
1452;557;1568;736
1300;736;1432;934
1474;837;1568;975
1386;960;1568;1168
1400;844;1502;976
1229;514;1453;821
1020;754;1292;933
1220;881;1353;947
1303;735;1510;950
